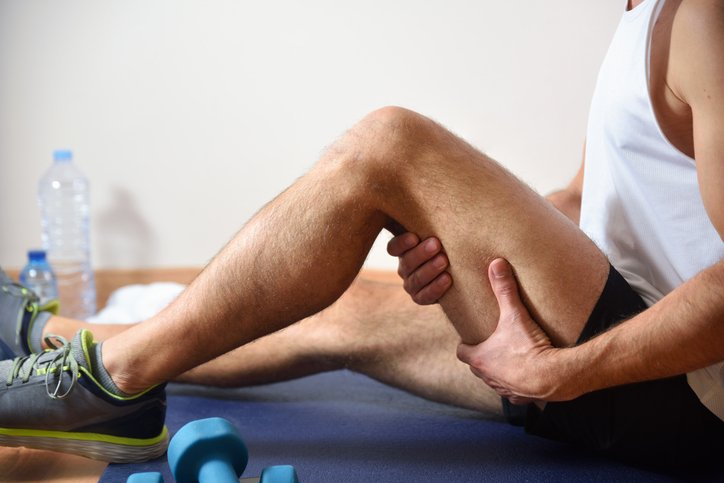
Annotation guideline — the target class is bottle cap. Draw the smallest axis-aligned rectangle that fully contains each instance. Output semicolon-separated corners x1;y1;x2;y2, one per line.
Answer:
53;150;73;163
27;250;47;262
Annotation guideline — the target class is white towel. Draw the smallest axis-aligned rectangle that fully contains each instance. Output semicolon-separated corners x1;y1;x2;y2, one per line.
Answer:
88;283;186;324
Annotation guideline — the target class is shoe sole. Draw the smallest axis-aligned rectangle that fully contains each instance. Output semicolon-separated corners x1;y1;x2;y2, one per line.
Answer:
0;425;169;463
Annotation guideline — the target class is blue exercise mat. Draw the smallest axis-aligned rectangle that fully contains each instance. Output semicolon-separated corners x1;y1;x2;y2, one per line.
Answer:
101;370;717;482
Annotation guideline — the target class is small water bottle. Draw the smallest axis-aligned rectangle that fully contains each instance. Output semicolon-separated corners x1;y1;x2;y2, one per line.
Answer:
38;150;97;319
19;250;59;305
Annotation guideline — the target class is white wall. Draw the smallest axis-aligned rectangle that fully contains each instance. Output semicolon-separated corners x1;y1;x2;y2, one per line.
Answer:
0;0;623;271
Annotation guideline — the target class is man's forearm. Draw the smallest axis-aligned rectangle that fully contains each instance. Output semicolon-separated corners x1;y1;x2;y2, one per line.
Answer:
559;259;724;399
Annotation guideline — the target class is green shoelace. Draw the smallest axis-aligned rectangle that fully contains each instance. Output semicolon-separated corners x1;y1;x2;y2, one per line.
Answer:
6;335;79;400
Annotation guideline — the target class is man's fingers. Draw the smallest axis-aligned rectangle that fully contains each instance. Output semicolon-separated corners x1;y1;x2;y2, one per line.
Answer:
386;232;419;257
404;253;449;294
397;237;443;277
488;258;524;317
411;272;452;305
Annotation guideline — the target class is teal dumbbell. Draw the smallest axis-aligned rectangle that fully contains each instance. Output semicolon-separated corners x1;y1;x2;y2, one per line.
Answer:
168;417;299;483
127;472;163;483
260;465;299;483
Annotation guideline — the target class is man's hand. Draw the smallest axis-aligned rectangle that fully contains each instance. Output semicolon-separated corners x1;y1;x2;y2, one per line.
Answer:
457;258;573;404
387;233;452;305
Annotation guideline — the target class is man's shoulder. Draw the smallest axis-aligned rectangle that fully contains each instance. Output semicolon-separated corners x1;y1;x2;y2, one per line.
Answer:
673;0;724;44
677;0;724;18
669;0;724;103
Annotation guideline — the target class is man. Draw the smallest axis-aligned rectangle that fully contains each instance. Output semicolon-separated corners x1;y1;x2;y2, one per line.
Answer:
1;0;722;468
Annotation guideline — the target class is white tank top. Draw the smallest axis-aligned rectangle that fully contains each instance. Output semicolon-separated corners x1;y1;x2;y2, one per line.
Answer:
579;0;724;420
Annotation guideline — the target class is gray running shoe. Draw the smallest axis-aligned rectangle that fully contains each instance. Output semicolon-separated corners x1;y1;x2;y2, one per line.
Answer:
0;329;168;462
0;266;59;358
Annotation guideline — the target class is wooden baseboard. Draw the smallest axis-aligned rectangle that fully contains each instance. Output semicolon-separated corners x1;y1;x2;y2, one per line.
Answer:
6;267;398;310
5;267;202;310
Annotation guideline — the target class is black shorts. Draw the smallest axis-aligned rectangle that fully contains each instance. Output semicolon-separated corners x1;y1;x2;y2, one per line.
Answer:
503;265;724;469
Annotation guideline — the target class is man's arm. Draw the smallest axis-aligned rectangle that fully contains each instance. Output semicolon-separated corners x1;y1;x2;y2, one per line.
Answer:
565;260;724;399
671;0;724;237
458;0;724;402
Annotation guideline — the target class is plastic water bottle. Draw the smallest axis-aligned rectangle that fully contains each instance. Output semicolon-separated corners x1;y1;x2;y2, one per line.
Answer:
38;150;97;319
19;250;59;305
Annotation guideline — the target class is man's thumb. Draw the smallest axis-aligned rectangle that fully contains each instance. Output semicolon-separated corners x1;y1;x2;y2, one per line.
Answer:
488;258;524;316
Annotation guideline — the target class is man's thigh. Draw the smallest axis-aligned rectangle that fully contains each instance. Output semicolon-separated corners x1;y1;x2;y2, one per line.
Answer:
356;108;610;347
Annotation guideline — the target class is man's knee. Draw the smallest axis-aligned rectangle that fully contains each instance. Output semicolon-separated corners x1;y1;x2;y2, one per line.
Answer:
323;106;444;183
361;105;430;133
358;106;436;159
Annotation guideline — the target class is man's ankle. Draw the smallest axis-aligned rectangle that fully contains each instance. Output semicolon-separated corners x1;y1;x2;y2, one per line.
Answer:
100;341;155;395
42;316;83;347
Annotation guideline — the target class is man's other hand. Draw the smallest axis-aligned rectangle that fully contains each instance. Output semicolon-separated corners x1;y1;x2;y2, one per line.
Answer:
457;258;570;404
387;233;452;305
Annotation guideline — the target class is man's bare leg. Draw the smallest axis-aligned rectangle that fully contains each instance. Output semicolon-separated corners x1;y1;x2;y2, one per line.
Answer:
177;273;504;416
101;106;609;394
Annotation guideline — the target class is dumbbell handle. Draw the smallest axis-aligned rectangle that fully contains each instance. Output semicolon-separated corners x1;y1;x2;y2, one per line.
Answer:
199;458;240;483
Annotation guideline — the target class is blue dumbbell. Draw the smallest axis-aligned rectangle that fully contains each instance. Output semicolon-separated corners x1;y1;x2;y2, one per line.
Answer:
259;465;299;483
168;417;248;483
168;417;299;483
127;472;163;483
